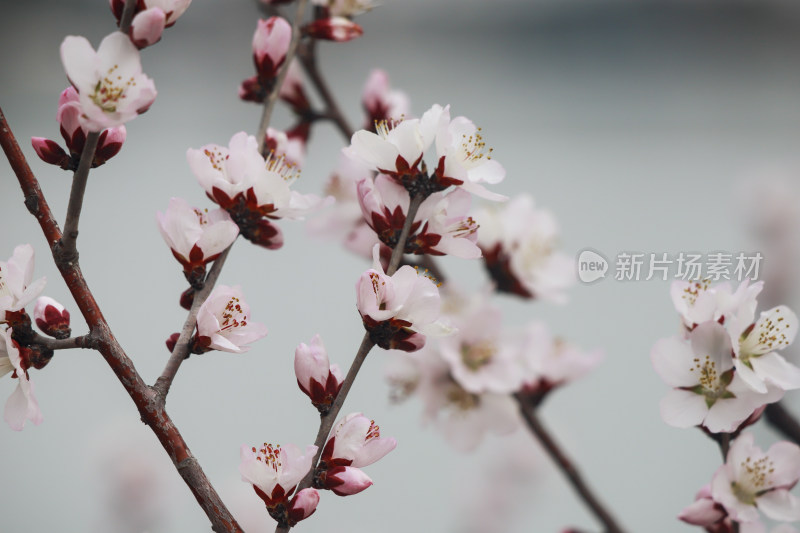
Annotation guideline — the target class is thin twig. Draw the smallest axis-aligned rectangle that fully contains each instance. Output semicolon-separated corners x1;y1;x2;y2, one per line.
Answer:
257;0;309;155
718;433;731;461
515;394;627;533
297;42;355;140
765;402;800;446
1;107;243;533
57;131;99;262
29;332;94;350
386;193;423;276
153;245;232;401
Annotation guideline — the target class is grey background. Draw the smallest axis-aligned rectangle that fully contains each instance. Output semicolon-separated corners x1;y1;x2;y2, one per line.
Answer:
3;0;800;531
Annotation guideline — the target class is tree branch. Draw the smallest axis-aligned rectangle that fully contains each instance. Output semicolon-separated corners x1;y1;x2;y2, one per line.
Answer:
57;131;99;262
257;0;309;156
1;107;243;533
118;0;138;33
515;394;627;533
153;245;232;401
386;193;423;276
297;41;355;141
29;332;95;351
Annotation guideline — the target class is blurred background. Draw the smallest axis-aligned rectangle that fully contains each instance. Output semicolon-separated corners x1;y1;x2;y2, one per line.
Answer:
3;0;800;531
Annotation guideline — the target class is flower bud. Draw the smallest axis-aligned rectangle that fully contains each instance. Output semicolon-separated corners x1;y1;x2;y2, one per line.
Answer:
31;137;71;170
93;125;127;167
294;335;343;412
253;17;292;83
320;466;372;496
286;488;319;525
243;218;284;250
165;332;180;353
33;297;71;339
130;7;167;49
305;17;363;42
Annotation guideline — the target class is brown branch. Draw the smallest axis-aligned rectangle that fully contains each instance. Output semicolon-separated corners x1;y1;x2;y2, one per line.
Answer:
515;394;627;533
257;0;309;155
29;332;95;351
765;402;800;446
1;107;243;533
153;245;232;401
56;131;99;262
297;41;355;141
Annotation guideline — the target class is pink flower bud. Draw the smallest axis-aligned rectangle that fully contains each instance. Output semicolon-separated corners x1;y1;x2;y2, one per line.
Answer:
279;61;311;113
246;218;284;250
238;75;266;104
130;7;167;49
31;137;71;170
33;297;71;340
322;466;372;496
295;335;343;411
93;125;127;167
286;488;319;525
57;87;84;147
305;17;363;42
252;17;292;83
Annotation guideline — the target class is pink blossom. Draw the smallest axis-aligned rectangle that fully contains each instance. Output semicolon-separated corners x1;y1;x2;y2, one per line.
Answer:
294;334;343;411
252;17;292;82
32;87;127;171
156;197;239;279
305;17;363;42
671;279;762;333
356;245;451;351
313;0;375;17
0;244;47;317
362;69;410;130
651;322;782;433
239;442;317;508
475;195;574;302
321;413;396;468
357;175;480;258
711;433;800;523
264;128;305;168
437;302;521;394
194;285;268;353
60;32;157;131
1;329;43;431
130;8;167;49
33;297;71;340
518;321;603;396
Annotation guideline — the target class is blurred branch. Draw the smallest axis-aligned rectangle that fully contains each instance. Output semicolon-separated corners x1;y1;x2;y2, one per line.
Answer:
515;394;627;533
765;402;800;445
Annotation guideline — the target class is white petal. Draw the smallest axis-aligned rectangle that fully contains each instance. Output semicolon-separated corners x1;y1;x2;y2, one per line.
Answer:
757;490;800;522
659;389;707;428
750;352;800;391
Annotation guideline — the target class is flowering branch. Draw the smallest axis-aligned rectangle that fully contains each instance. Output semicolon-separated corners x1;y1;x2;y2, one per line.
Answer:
386;193;424;275
515;394;627;533
1;107;244;533
257;0;309;155
153;245;233;401
118;0;138;33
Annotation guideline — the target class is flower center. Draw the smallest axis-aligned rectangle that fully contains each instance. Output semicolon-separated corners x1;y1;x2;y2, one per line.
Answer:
374;118;402;140
90;64;134;113
680;279;711;308
458;127;493;165
731;455;775;504
219;296;248;332
265;151;299;183
461;341;495;371
193;208;210;226
690;355;719;391
253;443;282;472
446;381;480;411
203;147;229;174
366;420;381;441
